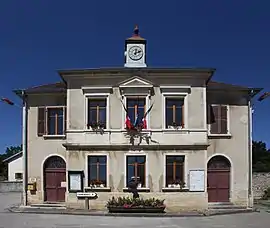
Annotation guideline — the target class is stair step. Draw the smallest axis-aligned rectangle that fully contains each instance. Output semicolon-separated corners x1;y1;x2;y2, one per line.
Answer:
208;202;233;206
209;205;247;210
207;208;253;215
30;204;66;208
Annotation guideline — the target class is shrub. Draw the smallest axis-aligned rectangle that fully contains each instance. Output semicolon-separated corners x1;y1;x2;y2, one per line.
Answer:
261;187;270;200
106;196;165;208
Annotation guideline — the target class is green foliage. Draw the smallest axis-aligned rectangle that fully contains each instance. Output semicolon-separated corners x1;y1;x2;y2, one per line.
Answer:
0;145;22;179
261;187;270;200
106;196;166;208
252;140;270;172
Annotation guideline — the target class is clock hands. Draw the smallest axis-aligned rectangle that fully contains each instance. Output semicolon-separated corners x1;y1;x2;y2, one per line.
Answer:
128;46;143;60
133;48;142;56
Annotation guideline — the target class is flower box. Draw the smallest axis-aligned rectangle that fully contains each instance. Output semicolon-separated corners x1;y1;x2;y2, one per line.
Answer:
107;206;165;213
106;196;166;213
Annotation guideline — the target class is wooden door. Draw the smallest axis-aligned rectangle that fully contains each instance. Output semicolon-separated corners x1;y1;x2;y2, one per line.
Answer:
207;156;230;203
44;156;66;202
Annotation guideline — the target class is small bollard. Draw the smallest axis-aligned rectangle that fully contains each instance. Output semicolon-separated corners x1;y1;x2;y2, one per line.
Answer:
85;197;90;210
77;192;98;210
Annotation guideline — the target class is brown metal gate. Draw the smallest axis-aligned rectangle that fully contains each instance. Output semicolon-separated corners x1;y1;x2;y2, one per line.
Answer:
207;155;230;203
44;156;66;202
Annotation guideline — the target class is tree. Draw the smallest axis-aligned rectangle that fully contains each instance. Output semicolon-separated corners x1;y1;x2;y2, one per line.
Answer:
252;140;270;172
0;144;22;179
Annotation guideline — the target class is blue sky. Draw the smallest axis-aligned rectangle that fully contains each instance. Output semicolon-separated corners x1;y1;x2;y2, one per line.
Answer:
0;0;270;153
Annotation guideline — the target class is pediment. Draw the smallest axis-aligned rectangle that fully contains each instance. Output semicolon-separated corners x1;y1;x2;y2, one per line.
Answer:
119;76;153;88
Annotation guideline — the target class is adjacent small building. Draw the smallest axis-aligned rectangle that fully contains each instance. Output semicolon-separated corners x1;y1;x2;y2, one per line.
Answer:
3;152;23;182
14;26;262;212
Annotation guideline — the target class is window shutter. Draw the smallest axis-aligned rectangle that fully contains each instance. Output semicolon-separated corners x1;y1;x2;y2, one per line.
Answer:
207;104;215;124
37;107;46;136
220;105;228;134
64;106;67;134
210;106;219;134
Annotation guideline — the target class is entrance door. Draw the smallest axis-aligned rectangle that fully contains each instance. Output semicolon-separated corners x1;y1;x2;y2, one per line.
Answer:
207;155;230;202
44;156;66;202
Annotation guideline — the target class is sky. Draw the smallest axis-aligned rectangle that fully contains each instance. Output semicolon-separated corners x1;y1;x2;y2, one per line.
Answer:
0;0;270;153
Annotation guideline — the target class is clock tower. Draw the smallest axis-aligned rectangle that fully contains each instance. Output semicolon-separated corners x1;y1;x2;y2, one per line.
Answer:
124;25;147;68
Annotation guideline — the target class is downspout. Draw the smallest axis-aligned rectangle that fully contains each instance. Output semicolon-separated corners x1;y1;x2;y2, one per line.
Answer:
247;94;253;208
22;90;28;206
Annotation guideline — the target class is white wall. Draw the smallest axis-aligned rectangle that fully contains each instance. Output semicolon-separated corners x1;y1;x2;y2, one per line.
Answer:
8;157;23;181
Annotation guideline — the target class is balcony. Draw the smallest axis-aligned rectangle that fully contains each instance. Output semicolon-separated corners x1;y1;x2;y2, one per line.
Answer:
64;128;208;150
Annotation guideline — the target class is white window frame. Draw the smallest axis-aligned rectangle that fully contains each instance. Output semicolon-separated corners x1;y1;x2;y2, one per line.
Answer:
121;95;151;130
84;153;110;191
84;93;110;131
163;152;188;189
162;92;188;130
208;104;230;136
123;152;149;190
43;105;66;137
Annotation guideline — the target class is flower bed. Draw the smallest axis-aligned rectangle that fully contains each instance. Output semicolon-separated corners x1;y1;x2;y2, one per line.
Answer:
106;196;166;213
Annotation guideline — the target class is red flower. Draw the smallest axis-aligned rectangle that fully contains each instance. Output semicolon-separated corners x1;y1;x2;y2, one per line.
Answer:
123;204;131;208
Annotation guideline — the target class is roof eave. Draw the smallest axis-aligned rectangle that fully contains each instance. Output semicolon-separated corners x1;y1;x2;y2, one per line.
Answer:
3;151;23;163
57;67;216;76
208;87;263;97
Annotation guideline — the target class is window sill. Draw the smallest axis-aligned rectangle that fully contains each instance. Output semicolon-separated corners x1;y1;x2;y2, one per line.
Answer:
162;128;188;133
84;129;110;133
123;187;150;193
208;134;232;139
43;135;66;139
162;187;189;192
84;187;111;192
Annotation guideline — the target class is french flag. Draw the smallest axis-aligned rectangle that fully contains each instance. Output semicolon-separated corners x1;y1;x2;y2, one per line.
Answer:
142;118;147;129
125;115;132;129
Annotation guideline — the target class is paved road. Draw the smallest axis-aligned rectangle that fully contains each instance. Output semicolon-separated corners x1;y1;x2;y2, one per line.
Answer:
1;193;270;228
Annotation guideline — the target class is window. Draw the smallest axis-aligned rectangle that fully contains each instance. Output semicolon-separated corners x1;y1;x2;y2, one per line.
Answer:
208;105;228;134
165;98;184;128
126;155;146;187
47;108;64;135
127;98;146;126
37;106;66;136
88;156;107;187
87;98;107;129
15;173;23;180
165;155;185;186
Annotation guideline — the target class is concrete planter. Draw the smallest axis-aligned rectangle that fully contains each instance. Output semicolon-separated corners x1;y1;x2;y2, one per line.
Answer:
107;206;166;213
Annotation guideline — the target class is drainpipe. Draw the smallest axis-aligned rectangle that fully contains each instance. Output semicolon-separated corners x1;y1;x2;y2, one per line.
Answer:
22;90;28;206
247;96;253;208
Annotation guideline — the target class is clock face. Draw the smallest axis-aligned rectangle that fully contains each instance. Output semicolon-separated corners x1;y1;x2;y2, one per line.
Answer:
128;46;143;61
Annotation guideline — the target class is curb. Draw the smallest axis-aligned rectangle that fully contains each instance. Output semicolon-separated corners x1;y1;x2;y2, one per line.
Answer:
7;206;259;217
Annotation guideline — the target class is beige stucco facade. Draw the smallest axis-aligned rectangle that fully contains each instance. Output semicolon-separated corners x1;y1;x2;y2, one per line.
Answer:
22;69;254;212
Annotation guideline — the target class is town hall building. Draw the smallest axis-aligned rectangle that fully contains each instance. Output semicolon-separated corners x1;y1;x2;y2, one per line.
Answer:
15;26;261;212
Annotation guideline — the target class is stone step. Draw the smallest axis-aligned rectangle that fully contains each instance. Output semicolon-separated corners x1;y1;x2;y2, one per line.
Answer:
208;205;247;210
208;202;234;205
30;203;66;209
208;202;247;210
207;208;254;216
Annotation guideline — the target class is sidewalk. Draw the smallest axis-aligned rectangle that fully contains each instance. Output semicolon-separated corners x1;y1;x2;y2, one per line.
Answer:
7;205;258;217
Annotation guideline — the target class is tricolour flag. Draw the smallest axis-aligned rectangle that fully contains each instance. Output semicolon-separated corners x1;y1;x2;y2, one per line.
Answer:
1;98;14;105
140;103;154;129
258;92;270;101
125;115;132;129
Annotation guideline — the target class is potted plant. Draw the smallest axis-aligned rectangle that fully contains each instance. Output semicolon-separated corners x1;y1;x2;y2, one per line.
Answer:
90;180;104;188
106;196;166;213
172;180;186;188
87;121;105;130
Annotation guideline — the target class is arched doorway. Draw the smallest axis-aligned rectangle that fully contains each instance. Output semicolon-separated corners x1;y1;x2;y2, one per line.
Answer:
43;155;66;202
207;155;231;203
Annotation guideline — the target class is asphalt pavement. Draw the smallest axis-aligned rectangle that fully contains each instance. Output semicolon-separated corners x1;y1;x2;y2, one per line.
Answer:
1;193;270;228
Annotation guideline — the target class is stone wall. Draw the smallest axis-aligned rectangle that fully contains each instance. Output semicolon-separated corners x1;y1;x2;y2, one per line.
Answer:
0;181;23;193
253;172;270;199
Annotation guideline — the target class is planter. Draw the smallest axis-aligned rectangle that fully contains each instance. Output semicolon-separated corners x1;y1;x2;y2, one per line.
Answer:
107;206;165;213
